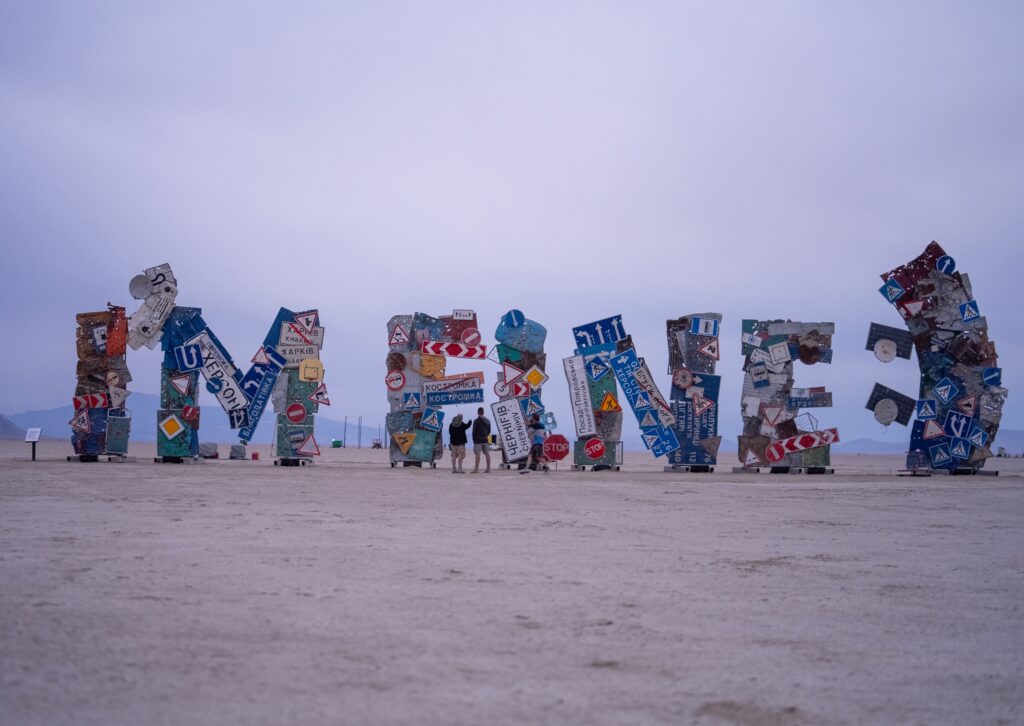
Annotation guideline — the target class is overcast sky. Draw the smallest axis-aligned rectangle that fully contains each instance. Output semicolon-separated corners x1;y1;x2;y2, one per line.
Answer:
1;1;1020;443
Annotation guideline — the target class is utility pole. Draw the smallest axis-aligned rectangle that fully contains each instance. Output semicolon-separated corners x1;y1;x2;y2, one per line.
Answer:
343;416;348;448
357;416;362;448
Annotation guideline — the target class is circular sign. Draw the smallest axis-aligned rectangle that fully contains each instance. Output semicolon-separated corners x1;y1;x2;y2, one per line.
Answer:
287;403;306;424
873;338;897;363
584;437;606;460
494;380;510;397
206;378;223;394
936;254;956;275
502;309;525;328
874;398;899;426
385;370;406;390
181;405;199;426
105;370;122;387
386;351;406;371
671;368;694;389
543;434;570;461
798;344;821;365
128;274;151;300
461;327;482;346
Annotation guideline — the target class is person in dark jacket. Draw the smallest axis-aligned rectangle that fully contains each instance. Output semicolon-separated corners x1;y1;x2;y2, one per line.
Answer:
471;407;492;473
448;413;472;473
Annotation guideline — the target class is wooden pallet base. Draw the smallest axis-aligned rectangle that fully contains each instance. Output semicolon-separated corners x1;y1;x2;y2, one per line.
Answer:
153;456;201;464
901;468;998;477
571;465;620;472
275;458;314;467
732;466;835;475
663;465;714;473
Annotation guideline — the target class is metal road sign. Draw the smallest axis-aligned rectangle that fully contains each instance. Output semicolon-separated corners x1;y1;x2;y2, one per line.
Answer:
668;398;719;466
280;322;325;348
583;437;606;459
697;338;720;360
865;383;915;426
69;408;91;433
572;315;625;351
407;429;437;461
286;403;307;424
174;343;203;372
690;317;720;337
523;366;548;390
639;425;680;457
879;278;906;303
916;400;937;420
501;361;525;383
866;322;914;360
586;357;609;382
296;434;320;457
949;437;971;460
932;377;959;405
982;367;1002;387
959;300;980;323
389;323;410;347
385;370;406;390
922;419;945;439
943;410;972;439
599;391;621;412
425;387;484;407
764;428;840;463
278;344;319;368
393;431;416;454
422;373;485;396
420;341;487;359
293;310;319;333
956;395;977;417
494;380;510;397
967;425;989;448
298;358;324;382
308;383;330;406
186;329;248;413
632;363;676;427
562;355;597;438
936;255;956;275
608;346;679;457
159;413;186;441
495;311;547;353
543;434;570;461
929;442;952;467
510;381;530;397
788;388;833;409
519;394;544;419
237;346;286;441
419;407;445;432
502;309;525;328
461;328;482;346
491;399;531;462
403;392;422;410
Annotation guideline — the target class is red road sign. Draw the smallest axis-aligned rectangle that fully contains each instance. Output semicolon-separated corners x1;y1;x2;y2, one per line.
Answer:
583;437;606;460
543;434;570;461
420;341;487;359
286;402;306;424
510;380;530;397
764;427;839;463
385;370;406;391
461;327;482;346
180;405;199;427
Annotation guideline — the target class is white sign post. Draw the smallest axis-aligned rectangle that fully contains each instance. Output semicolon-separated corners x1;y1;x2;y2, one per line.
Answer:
25;427;41;461
491;400;531;462
562;355;597;437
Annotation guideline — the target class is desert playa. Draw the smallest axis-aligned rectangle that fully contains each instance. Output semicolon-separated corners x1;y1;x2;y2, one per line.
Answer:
1;442;1022;725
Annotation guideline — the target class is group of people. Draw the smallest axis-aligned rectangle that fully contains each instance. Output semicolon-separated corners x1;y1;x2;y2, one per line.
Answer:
447;407;549;474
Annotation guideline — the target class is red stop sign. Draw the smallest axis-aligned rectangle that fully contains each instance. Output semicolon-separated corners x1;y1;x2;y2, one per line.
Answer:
583;437;606;459
543;434;570;461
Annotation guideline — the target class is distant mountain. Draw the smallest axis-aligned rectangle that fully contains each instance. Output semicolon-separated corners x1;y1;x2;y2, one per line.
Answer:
8;393;381;447
834;437;907;454
0;414;25;440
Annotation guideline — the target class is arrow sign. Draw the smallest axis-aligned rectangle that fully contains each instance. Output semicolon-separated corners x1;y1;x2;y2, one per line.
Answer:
420;341;487;359
764;427;840;463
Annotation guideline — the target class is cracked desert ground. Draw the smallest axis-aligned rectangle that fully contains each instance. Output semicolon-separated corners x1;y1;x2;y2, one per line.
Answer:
2;441;1022;725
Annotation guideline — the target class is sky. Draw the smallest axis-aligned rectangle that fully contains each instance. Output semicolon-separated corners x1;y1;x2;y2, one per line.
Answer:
1;1;1021;444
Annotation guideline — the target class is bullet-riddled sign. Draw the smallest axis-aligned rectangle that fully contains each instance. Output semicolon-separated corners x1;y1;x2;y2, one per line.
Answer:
491;399;531;461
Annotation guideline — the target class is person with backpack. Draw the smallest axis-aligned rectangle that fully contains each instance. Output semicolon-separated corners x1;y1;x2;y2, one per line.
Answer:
471;407;492;473
448;413;472;474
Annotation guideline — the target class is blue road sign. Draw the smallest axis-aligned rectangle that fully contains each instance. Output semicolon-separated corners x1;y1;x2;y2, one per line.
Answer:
237;345;286;443
640;425;680;458
967;425;989;449
403;392;422;410
943;410;973;439
949;437;972;460
959;300;980;323
609;346;679;458
174;343;203;372
929;442;953;468
936;255;956;275
689;317;720;337
495;314;546;353
982;367;1002;388
419;407;444;432
228;407;249;429
932;377;959;405
586;357;610;382
879;278;905;303
502;309;525;328
519;394;545;419
425;388;484;407
206;377;223;394
573;315;626;350
916;399;937;420
668;397;719;466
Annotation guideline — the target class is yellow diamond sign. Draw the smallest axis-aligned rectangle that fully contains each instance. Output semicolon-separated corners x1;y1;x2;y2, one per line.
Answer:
159;414;185;440
524;365;548;390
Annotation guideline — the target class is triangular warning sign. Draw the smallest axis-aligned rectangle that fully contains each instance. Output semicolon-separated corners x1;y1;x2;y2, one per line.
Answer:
599;392;621;412
389;324;409;346
170;374;191;396
525;398;543;416
69;408;91;433
502;361;525;384
698;339;720;360
922;419;945;439
308;383;330;406
393;431;416;454
956;395;976;417
295;310;319;334
296;434;320;456
633;391;652;409
692;394;714;417
639;410;658;428
900;300;925;317
643;433;660;449
744;449;761;466
251;347;270;366
760;404;784;426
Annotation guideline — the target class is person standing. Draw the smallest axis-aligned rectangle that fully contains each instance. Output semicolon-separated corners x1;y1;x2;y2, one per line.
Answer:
521;414;549;474
448;413;472;473
471;406;492;473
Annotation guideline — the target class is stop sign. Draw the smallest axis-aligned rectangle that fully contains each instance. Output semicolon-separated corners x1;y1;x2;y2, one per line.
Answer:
583;437;606;459
543;434;570;461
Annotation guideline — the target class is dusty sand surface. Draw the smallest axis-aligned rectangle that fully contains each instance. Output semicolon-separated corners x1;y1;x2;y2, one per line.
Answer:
1;441;1022;725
